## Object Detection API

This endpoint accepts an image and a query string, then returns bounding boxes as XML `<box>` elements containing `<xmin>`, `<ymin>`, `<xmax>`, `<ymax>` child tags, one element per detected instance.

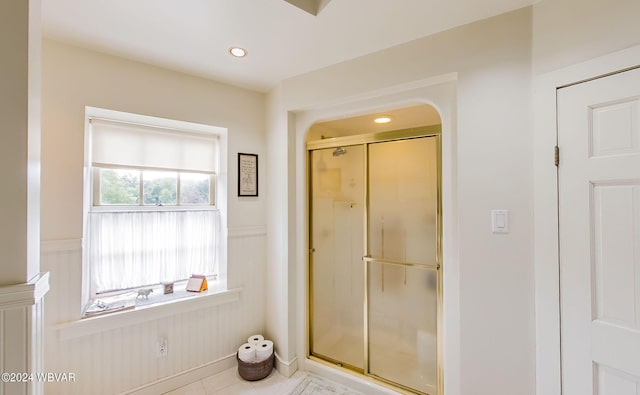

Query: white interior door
<box><xmin>558</xmin><ymin>66</ymin><xmax>640</xmax><ymax>395</ymax></box>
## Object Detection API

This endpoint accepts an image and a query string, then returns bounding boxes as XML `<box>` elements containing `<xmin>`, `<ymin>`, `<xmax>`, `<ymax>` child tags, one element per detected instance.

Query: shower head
<box><xmin>332</xmin><ymin>147</ymin><xmax>347</xmax><ymax>157</ymax></box>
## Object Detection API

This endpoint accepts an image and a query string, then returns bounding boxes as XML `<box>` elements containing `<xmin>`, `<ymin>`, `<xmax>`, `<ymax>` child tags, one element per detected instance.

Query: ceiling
<box><xmin>41</xmin><ymin>0</ymin><xmax>536</xmax><ymax>93</ymax></box>
<box><xmin>307</xmin><ymin>104</ymin><xmax>441</xmax><ymax>141</ymax></box>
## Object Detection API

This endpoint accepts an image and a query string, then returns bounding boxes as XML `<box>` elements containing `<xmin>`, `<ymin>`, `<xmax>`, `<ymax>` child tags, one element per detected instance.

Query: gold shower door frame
<box><xmin>306</xmin><ymin>125</ymin><xmax>443</xmax><ymax>395</ymax></box>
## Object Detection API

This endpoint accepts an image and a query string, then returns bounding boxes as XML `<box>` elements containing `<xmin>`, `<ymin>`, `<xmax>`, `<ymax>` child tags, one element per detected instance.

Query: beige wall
<box><xmin>267</xmin><ymin>1</ymin><xmax>640</xmax><ymax>391</ymax></box>
<box><xmin>0</xmin><ymin>3</ymin><xmax>46</xmax><ymax>395</ymax></box>
<box><xmin>264</xmin><ymin>83</ymin><xmax>291</xmax><ymax>367</ymax></box>
<box><xmin>533</xmin><ymin>0</ymin><xmax>640</xmax><ymax>74</ymax></box>
<box><xmin>269</xmin><ymin>7</ymin><xmax>535</xmax><ymax>395</ymax></box>
<box><xmin>0</xmin><ymin>0</ymin><xmax>41</xmax><ymax>286</ymax></box>
<box><xmin>40</xmin><ymin>40</ymin><xmax>269</xmax><ymax>393</ymax></box>
<box><xmin>41</xmin><ymin>39</ymin><xmax>266</xmax><ymax>241</ymax></box>
<box><xmin>31</xmin><ymin>0</ymin><xmax>640</xmax><ymax>392</ymax></box>
<box><xmin>532</xmin><ymin>1</ymin><xmax>640</xmax><ymax>394</ymax></box>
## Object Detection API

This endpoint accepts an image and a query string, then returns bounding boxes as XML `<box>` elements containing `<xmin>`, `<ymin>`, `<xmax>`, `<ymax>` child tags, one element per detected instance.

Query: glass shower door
<box><xmin>366</xmin><ymin>136</ymin><xmax>440</xmax><ymax>394</ymax></box>
<box><xmin>309</xmin><ymin>145</ymin><xmax>365</xmax><ymax>370</ymax></box>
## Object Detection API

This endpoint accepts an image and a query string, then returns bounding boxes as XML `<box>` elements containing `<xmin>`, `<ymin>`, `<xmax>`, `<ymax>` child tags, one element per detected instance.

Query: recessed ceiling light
<box><xmin>229</xmin><ymin>47</ymin><xmax>247</xmax><ymax>58</ymax></box>
<box><xmin>374</xmin><ymin>117</ymin><xmax>391</xmax><ymax>124</ymax></box>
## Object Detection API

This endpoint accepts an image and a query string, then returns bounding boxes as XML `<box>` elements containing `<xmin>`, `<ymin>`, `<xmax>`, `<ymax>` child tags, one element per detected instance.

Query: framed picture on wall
<box><xmin>238</xmin><ymin>153</ymin><xmax>258</xmax><ymax>196</ymax></box>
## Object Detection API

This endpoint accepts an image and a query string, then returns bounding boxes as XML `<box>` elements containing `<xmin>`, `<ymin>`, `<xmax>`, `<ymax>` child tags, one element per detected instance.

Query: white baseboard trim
<box><xmin>274</xmin><ymin>352</ymin><xmax>298</xmax><ymax>377</ymax></box>
<box><xmin>121</xmin><ymin>353</ymin><xmax>237</xmax><ymax>395</ymax></box>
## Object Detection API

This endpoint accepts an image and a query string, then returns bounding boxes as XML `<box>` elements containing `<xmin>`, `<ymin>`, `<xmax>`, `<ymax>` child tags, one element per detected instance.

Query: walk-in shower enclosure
<box><xmin>307</xmin><ymin>126</ymin><xmax>442</xmax><ymax>395</ymax></box>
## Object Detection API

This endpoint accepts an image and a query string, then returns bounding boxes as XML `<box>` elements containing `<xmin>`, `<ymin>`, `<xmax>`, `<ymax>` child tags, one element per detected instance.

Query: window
<box><xmin>94</xmin><ymin>167</ymin><xmax>214</xmax><ymax>206</ymax></box>
<box><xmin>85</xmin><ymin>115</ymin><xmax>221</xmax><ymax>297</ymax></box>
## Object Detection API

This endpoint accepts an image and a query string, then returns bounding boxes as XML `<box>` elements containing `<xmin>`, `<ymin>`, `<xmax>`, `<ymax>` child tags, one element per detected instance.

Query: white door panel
<box><xmin>558</xmin><ymin>67</ymin><xmax>640</xmax><ymax>395</ymax></box>
<box><xmin>592</xmin><ymin>321</ymin><xmax>640</xmax><ymax>377</ymax></box>
<box><xmin>591</xmin><ymin>99</ymin><xmax>640</xmax><ymax>157</ymax></box>
<box><xmin>596</xmin><ymin>365</ymin><xmax>640</xmax><ymax>395</ymax></box>
<box><xmin>593</xmin><ymin>185</ymin><xmax>640</xmax><ymax>327</ymax></box>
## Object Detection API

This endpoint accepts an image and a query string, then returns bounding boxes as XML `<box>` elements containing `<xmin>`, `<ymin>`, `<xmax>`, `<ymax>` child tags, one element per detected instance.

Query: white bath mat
<box><xmin>289</xmin><ymin>374</ymin><xmax>363</xmax><ymax>395</ymax></box>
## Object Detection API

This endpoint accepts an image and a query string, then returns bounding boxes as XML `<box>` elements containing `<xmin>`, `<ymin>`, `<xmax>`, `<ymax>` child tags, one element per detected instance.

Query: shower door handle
<box><xmin>361</xmin><ymin>256</ymin><xmax>440</xmax><ymax>270</ymax></box>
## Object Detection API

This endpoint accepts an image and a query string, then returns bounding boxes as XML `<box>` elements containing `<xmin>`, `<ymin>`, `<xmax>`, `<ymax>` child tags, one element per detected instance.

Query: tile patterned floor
<box><xmin>163</xmin><ymin>367</ymin><xmax>310</xmax><ymax>395</ymax></box>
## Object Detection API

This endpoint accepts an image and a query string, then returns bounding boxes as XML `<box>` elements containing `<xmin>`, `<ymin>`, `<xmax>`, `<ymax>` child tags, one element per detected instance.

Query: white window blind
<box><xmin>91</xmin><ymin>118</ymin><xmax>218</xmax><ymax>172</ymax></box>
<box><xmin>87</xmin><ymin>116</ymin><xmax>220</xmax><ymax>295</ymax></box>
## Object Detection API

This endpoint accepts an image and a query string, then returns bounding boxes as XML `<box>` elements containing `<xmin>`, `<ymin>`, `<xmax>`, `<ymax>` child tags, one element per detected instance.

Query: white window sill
<box><xmin>55</xmin><ymin>284</ymin><xmax>241</xmax><ymax>341</ymax></box>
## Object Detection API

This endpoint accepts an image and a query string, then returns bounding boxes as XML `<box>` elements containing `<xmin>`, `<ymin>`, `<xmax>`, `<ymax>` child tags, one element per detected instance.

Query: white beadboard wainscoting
<box><xmin>41</xmin><ymin>226</ymin><xmax>266</xmax><ymax>395</ymax></box>
<box><xmin>0</xmin><ymin>273</ymin><xmax>50</xmax><ymax>395</ymax></box>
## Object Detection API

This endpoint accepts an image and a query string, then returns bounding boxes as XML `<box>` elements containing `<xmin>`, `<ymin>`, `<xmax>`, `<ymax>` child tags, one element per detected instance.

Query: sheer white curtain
<box><xmin>88</xmin><ymin>210</ymin><xmax>219</xmax><ymax>293</ymax></box>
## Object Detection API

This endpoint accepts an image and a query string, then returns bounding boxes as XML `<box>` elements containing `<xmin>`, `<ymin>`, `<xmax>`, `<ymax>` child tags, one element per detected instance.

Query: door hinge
<box><xmin>554</xmin><ymin>145</ymin><xmax>559</xmax><ymax>167</ymax></box>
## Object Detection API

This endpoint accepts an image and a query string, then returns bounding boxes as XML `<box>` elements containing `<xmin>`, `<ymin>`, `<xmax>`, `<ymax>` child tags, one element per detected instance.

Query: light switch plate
<box><xmin>492</xmin><ymin>209</ymin><xmax>509</xmax><ymax>233</ymax></box>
